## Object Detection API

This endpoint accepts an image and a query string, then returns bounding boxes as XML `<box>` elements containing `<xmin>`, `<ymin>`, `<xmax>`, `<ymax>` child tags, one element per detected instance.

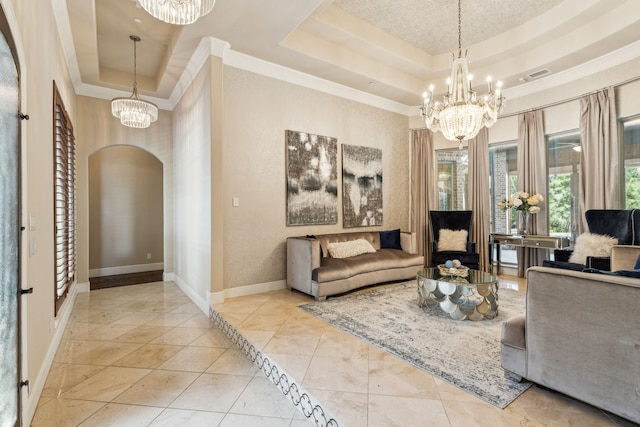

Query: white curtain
<box><xmin>517</xmin><ymin>111</ymin><xmax>547</xmax><ymax>277</ymax></box>
<box><xmin>411</xmin><ymin>129</ymin><xmax>437</xmax><ymax>266</ymax></box>
<box><xmin>579</xmin><ymin>86</ymin><xmax>619</xmax><ymax>231</ymax></box>
<box><xmin>468</xmin><ymin>128</ymin><xmax>490</xmax><ymax>271</ymax></box>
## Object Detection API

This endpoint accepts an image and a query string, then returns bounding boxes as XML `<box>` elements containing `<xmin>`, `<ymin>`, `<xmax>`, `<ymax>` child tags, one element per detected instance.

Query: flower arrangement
<box><xmin>498</xmin><ymin>191</ymin><xmax>544</xmax><ymax>214</ymax></box>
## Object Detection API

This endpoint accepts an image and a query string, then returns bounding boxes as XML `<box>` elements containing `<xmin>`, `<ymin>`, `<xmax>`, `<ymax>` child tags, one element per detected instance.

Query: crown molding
<box><xmin>75</xmin><ymin>84</ymin><xmax>173</xmax><ymax>110</ymax></box>
<box><xmin>52</xmin><ymin>0</ymin><xmax>640</xmax><ymax>117</ymax></box>
<box><xmin>222</xmin><ymin>48</ymin><xmax>413</xmax><ymax>116</ymax></box>
<box><xmin>168</xmin><ymin>37</ymin><xmax>230</xmax><ymax>108</ymax></box>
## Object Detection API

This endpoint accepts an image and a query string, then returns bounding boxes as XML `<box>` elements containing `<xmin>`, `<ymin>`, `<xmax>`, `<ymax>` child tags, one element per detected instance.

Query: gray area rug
<box><xmin>299</xmin><ymin>281</ymin><xmax>531</xmax><ymax>408</ymax></box>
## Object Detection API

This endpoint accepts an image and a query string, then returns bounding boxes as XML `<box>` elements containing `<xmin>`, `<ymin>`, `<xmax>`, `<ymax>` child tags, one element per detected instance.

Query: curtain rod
<box><xmin>496</xmin><ymin>75</ymin><xmax>640</xmax><ymax>119</ymax></box>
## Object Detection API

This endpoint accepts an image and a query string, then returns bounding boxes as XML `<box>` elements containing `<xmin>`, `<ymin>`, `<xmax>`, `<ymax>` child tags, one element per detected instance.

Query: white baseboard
<box><xmin>208</xmin><ymin>279</ymin><xmax>287</xmax><ymax>305</ymax></box>
<box><xmin>163</xmin><ymin>272</ymin><xmax>175</xmax><ymax>281</ymax></box>
<box><xmin>23</xmin><ymin>283</ymin><xmax>79</xmax><ymax>425</ymax></box>
<box><xmin>172</xmin><ymin>274</ymin><xmax>210</xmax><ymax>315</ymax></box>
<box><xmin>89</xmin><ymin>263</ymin><xmax>164</xmax><ymax>278</ymax></box>
<box><xmin>226</xmin><ymin>280</ymin><xmax>287</xmax><ymax>299</ymax></box>
<box><xmin>76</xmin><ymin>281</ymin><xmax>90</xmax><ymax>293</ymax></box>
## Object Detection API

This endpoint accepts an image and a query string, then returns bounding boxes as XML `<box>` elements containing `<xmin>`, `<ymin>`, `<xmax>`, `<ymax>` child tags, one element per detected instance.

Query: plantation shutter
<box><xmin>54</xmin><ymin>83</ymin><xmax>76</xmax><ymax>314</ymax></box>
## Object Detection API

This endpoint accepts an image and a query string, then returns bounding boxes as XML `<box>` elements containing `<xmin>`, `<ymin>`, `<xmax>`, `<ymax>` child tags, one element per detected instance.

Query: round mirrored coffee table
<box><xmin>417</xmin><ymin>268</ymin><xmax>499</xmax><ymax>321</ymax></box>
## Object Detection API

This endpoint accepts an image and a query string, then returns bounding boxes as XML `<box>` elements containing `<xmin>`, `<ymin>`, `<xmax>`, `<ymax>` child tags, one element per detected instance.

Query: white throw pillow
<box><xmin>327</xmin><ymin>239</ymin><xmax>376</xmax><ymax>259</ymax></box>
<box><xmin>438</xmin><ymin>229</ymin><xmax>468</xmax><ymax>252</ymax></box>
<box><xmin>568</xmin><ymin>232</ymin><xmax>618</xmax><ymax>265</ymax></box>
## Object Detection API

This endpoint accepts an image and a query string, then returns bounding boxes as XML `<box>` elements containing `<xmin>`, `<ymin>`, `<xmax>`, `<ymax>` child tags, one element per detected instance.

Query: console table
<box><xmin>489</xmin><ymin>233</ymin><xmax>570</xmax><ymax>274</ymax></box>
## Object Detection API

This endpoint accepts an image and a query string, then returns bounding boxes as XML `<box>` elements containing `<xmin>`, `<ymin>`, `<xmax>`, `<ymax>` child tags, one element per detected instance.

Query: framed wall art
<box><xmin>286</xmin><ymin>130</ymin><xmax>338</xmax><ymax>226</ymax></box>
<box><xmin>342</xmin><ymin>144</ymin><xmax>383</xmax><ymax>228</ymax></box>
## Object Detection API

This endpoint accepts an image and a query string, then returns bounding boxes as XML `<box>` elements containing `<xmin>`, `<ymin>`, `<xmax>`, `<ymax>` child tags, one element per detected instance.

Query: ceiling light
<box><xmin>138</xmin><ymin>0</ymin><xmax>216</xmax><ymax>25</ymax></box>
<box><xmin>420</xmin><ymin>0</ymin><xmax>505</xmax><ymax>147</ymax></box>
<box><xmin>111</xmin><ymin>35</ymin><xmax>158</xmax><ymax>129</ymax></box>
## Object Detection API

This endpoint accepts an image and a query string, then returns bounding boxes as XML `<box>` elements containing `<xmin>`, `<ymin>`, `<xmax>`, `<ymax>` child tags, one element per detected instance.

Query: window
<box><xmin>489</xmin><ymin>143</ymin><xmax>517</xmax><ymax>234</ymax></box>
<box><xmin>622</xmin><ymin>116</ymin><xmax>640</xmax><ymax>208</ymax></box>
<box><xmin>547</xmin><ymin>132</ymin><xmax>580</xmax><ymax>242</ymax></box>
<box><xmin>53</xmin><ymin>83</ymin><xmax>76</xmax><ymax>315</ymax></box>
<box><xmin>436</xmin><ymin>150</ymin><xmax>468</xmax><ymax>211</ymax></box>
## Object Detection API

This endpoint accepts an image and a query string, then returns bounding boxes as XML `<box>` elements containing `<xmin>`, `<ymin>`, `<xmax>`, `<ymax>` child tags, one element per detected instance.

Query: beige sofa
<box><xmin>501</xmin><ymin>245</ymin><xmax>640</xmax><ymax>423</ymax></box>
<box><xmin>287</xmin><ymin>231</ymin><xmax>424</xmax><ymax>300</ymax></box>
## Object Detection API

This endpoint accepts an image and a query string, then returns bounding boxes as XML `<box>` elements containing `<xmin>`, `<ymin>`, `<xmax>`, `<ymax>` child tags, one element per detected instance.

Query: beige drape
<box><xmin>517</xmin><ymin>111</ymin><xmax>548</xmax><ymax>277</ymax></box>
<box><xmin>468</xmin><ymin>128</ymin><xmax>490</xmax><ymax>271</ymax></box>
<box><xmin>410</xmin><ymin>129</ymin><xmax>437</xmax><ymax>266</ymax></box>
<box><xmin>579</xmin><ymin>86</ymin><xmax>619</xmax><ymax>231</ymax></box>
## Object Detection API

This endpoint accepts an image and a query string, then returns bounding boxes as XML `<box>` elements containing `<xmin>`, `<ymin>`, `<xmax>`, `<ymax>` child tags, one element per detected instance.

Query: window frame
<box><xmin>619</xmin><ymin>114</ymin><xmax>640</xmax><ymax>208</ymax></box>
<box><xmin>53</xmin><ymin>82</ymin><xmax>76</xmax><ymax>316</ymax></box>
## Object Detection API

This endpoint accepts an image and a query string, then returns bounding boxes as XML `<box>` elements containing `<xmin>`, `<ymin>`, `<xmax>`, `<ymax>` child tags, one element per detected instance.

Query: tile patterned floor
<box><xmin>33</xmin><ymin>277</ymin><xmax>637</xmax><ymax>426</ymax></box>
<box><xmin>33</xmin><ymin>282</ymin><xmax>311</xmax><ymax>427</ymax></box>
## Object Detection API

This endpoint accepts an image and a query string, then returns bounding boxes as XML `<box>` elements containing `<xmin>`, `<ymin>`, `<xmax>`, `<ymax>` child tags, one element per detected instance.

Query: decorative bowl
<box><xmin>438</xmin><ymin>264</ymin><xmax>469</xmax><ymax>278</ymax></box>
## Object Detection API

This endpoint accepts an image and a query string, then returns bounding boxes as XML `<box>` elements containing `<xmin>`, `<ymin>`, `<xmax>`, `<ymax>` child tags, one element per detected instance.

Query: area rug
<box><xmin>299</xmin><ymin>281</ymin><xmax>531</xmax><ymax>408</ymax></box>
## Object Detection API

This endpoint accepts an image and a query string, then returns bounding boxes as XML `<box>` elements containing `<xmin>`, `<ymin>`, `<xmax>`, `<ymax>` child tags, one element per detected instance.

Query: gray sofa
<box><xmin>287</xmin><ymin>231</ymin><xmax>424</xmax><ymax>300</ymax></box>
<box><xmin>501</xmin><ymin>245</ymin><xmax>640</xmax><ymax>423</ymax></box>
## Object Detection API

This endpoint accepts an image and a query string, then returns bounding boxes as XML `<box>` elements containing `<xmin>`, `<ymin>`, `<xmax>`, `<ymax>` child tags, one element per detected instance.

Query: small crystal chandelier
<box><xmin>111</xmin><ymin>35</ymin><xmax>158</xmax><ymax>129</ymax></box>
<box><xmin>138</xmin><ymin>0</ymin><xmax>216</xmax><ymax>25</ymax></box>
<box><xmin>421</xmin><ymin>0</ymin><xmax>505</xmax><ymax>147</ymax></box>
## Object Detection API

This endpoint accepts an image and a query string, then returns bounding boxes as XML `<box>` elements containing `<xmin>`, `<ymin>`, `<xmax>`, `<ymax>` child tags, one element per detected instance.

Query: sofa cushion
<box><xmin>327</xmin><ymin>239</ymin><xmax>376</xmax><ymax>259</ymax></box>
<box><xmin>568</xmin><ymin>232</ymin><xmax>618</xmax><ymax>265</ymax></box>
<box><xmin>380</xmin><ymin>229</ymin><xmax>402</xmax><ymax>249</ymax></box>
<box><xmin>317</xmin><ymin>232</ymin><xmax>381</xmax><ymax>257</ymax></box>
<box><xmin>438</xmin><ymin>229</ymin><xmax>468</xmax><ymax>251</ymax></box>
<box><xmin>313</xmin><ymin>249</ymin><xmax>423</xmax><ymax>283</ymax></box>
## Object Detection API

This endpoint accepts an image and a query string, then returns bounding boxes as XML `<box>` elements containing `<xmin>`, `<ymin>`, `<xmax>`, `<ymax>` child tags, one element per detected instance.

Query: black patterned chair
<box><xmin>430</xmin><ymin>210</ymin><xmax>480</xmax><ymax>270</ymax></box>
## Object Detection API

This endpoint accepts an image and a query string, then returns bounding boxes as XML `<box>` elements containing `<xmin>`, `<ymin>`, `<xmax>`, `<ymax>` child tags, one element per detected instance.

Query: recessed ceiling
<box><xmin>62</xmin><ymin>0</ymin><xmax>640</xmax><ymax>108</ymax></box>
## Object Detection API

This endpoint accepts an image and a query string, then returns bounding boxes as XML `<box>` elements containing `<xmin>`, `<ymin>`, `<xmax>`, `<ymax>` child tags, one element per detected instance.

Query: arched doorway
<box><xmin>0</xmin><ymin>4</ymin><xmax>22</xmax><ymax>425</ymax></box>
<box><xmin>88</xmin><ymin>145</ymin><xmax>164</xmax><ymax>289</ymax></box>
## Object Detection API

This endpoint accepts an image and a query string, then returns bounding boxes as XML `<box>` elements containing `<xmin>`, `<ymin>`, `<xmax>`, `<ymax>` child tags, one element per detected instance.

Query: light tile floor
<box><xmin>34</xmin><ymin>277</ymin><xmax>637</xmax><ymax>426</ymax></box>
<box><xmin>32</xmin><ymin>282</ymin><xmax>311</xmax><ymax>427</ymax></box>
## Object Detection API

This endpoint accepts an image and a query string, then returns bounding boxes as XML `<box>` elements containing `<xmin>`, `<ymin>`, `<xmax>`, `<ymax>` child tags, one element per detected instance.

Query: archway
<box><xmin>88</xmin><ymin>145</ymin><xmax>164</xmax><ymax>288</ymax></box>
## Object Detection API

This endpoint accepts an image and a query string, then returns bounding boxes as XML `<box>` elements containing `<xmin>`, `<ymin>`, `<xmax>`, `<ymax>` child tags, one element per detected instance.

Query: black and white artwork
<box><xmin>286</xmin><ymin>130</ymin><xmax>338</xmax><ymax>226</ymax></box>
<box><xmin>342</xmin><ymin>145</ymin><xmax>383</xmax><ymax>228</ymax></box>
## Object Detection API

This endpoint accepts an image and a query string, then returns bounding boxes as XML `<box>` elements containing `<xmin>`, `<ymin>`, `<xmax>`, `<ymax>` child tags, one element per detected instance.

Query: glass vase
<box><xmin>518</xmin><ymin>211</ymin><xmax>531</xmax><ymax>235</ymax></box>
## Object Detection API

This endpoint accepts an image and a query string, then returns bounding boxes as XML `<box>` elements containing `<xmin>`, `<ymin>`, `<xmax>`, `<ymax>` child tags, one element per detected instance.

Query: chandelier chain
<box><xmin>458</xmin><ymin>0</ymin><xmax>461</xmax><ymax>52</ymax></box>
<box><xmin>131</xmin><ymin>35</ymin><xmax>140</xmax><ymax>96</ymax></box>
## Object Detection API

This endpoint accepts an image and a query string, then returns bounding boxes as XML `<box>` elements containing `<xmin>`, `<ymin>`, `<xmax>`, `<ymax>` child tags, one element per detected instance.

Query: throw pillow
<box><xmin>437</xmin><ymin>229</ymin><xmax>468</xmax><ymax>252</ymax></box>
<box><xmin>582</xmin><ymin>267</ymin><xmax>640</xmax><ymax>278</ymax></box>
<box><xmin>380</xmin><ymin>229</ymin><xmax>402</xmax><ymax>249</ymax></box>
<box><xmin>327</xmin><ymin>239</ymin><xmax>376</xmax><ymax>259</ymax></box>
<box><xmin>568</xmin><ymin>232</ymin><xmax>618</xmax><ymax>265</ymax></box>
<box><xmin>634</xmin><ymin>255</ymin><xmax>640</xmax><ymax>270</ymax></box>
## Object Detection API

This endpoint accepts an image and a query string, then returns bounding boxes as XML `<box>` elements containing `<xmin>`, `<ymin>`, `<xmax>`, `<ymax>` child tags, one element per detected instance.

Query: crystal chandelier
<box><xmin>138</xmin><ymin>0</ymin><xmax>216</xmax><ymax>25</ymax></box>
<box><xmin>421</xmin><ymin>0</ymin><xmax>505</xmax><ymax>147</ymax></box>
<box><xmin>111</xmin><ymin>35</ymin><xmax>158</xmax><ymax>129</ymax></box>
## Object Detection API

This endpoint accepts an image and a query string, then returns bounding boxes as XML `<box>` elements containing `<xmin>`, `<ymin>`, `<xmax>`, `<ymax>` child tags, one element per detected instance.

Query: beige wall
<box><xmin>88</xmin><ymin>146</ymin><xmax>164</xmax><ymax>273</ymax></box>
<box><xmin>222</xmin><ymin>66</ymin><xmax>410</xmax><ymax>288</ymax></box>
<box><xmin>75</xmin><ymin>95</ymin><xmax>174</xmax><ymax>285</ymax></box>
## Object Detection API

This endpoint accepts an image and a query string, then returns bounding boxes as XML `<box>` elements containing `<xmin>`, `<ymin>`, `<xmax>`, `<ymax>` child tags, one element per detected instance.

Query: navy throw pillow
<box><xmin>634</xmin><ymin>255</ymin><xmax>640</xmax><ymax>269</ymax></box>
<box><xmin>582</xmin><ymin>267</ymin><xmax>640</xmax><ymax>278</ymax></box>
<box><xmin>380</xmin><ymin>229</ymin><xmax>402</xmax><ymax>249</ymax></box>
